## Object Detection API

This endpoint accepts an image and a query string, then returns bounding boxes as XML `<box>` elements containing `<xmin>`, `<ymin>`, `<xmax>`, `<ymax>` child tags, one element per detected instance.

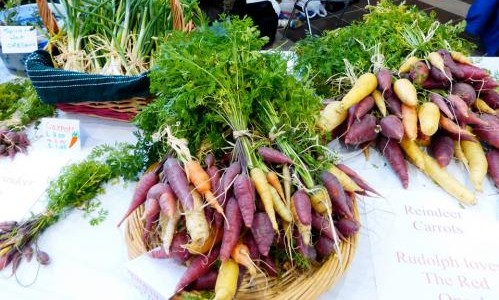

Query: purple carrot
<box><xmin>447</xmin><ymin>94</ymin><xmax>470</xmax><ymax>118</ymax></box>
<box><xmin>117</xmin><ymin>170</ymin><xmax>159</xmax><ymax>226</ymax></box>
<box><xmin>451</xmin><ymin>82</ymin><xmax>476</xmax><ymax>106</ymax></box>
<box><xmin>335</xmin><ymin>218</ymin><xmax>360</xmax><ymax>238</ymax></box>
<box><xmin>170</xmin><ymin>231</ymin><xmax>191</xmax><ymax>263</ymax></box>
<box><xmin>481</xmin><ymin>90</ymin><xmax>499</xmax><ymax>109</ymax></box>
<box><xmin>455</xmin><ymin>109</ymin><xmax>488</xmax><ymax>127</ymax></box>
<box><xmin>311</xmin><ymin>211</ymin><xmax>334</xmax><ymax>240</ymax></box>
<box><xmin>315</xmin><ymin>235</ymin><xmax>336</xmax><ymax>259</ymax></box>
<box><xmin>149</xmin><ymin>247</ymin><xmax>168</xmax><ymax>259</ymax></box>
<box><xmin>422</xmin><ymin>77</ymin><xmax>450</xmax><ymax>89</ymax></box>
<box><xmin>142</xmin><ymin>197</ymin><xmax>161</xmax><ymax>242</ymax></box>
<box><xmin>320</xmin><ymin>171</ymin><xmax>353</xmax><ymax>218</ymax></box>
<box><xmin>344</xmin><ymin>114</ymin><xmax>378</xmax><ymax>146</ymax></box>
<box><xmin>220</xmin><ymin>161</ymin><xmax>242</xmax><ymax>202</ymax></box>
<box><xmin>220</xmin><ymin>197</ymin><xmax>243</xmax><ymax>261</ymax></box>
<box><xmin>23</xmin><ymin>245</ymin><xmax>33</xmax><ymax>263</ymax></box>
<box><xmin>163</xmin><ymin>158</ymin><xmax>194</xmax><ymax>211</ymax></box>
<box><xmin>294</xmin><ymin>228</ymin><xmax>317</xmax><ymax>260</ymax></box>
<box><xmin>428</xmin><ymin>135</ymin><xmax>454</xmax><ymax>167</ymax></box>
<box><xmin>355</xmin><ymin>96</ymin><xmax>375</xmax><ymax>119</ymax></box>
<box><xmin>204</xmin><ymin>153</ymin><xmax>215</xmax><ymax>168</ymax></box>
<box><xmin>243</xmin><ymin>233</ymin><xmax>260</xmax><ymax>259</ymax></box>
<box><xmin>257</xmin><ymin>147</ymin><xmax>293</xmax><ymax>165</ymax></box>
<box><xmin>206</xmin><ymin>165</ymin><xmax>222</xmax><ymax>200</ymax></box>
<box><xmin>233</xmin><ymin>174</ymin><xmax>256</xmax><ymax>228</ymax></box>
<box><xmin>260</xmin><ymin>255</ymin><xmax>278</xmax><ymax>277</ymax></box>
<box><xmin>380</xmin><ymin>115</ymin><xmax>404</xmax><ymax>141</ymax></box>
<box><xmin>191</xmin><ymin>269</ymin><xmax>218</xmax><ymax>291</ymax></box>
<box><xmin>336</xmin><ymin>163</ymin><xmax>382</xmax><ymax>197</ymax></box>
<box><xmin>474</xmin><ymin>114</ymin><xmax>499</xmax><ymax>148</ymax></box>
<box><xmin>455</xmin><ymin>62</ymin><xmax>489</xmax><ymax>80</ymax></box>
<box><xmin>409</xmin><ymin>61</ymin><xmax>430</xmax><ymax>85</ymax></box>
<box><xmin>430</xmin><ymin>93</ymin><xmax>454</xmax><ymax>120</ymax></box>
<box><xmin>251</xmin><ymin>212</ymin><xmax>275</xmax><ymax>256</ymax></box>
<box><xmin>377</xmin><ymin>68</ymin><xmax>392</xmax><ymax>94</ymax></box>
<box><xmin>385</xmin><ymin>93</ymin><xmax>403</xmax><ymax>118</ymax></box>
<box><xmin>175</xmin><ymin>247</ymin><xmax>220</xmax><ymax>292</ymax></box>
<box><xmin>430</xmin><ymin>65</ymin><xmax>452</xmax><ymax>82</ymax></box>
<box><xmin>378</xmin><ymin>136</ymin><xmax>409</xmax><ymax>189</ymax></box>
<box><xmin>486</xmin><ymin>149</ymin><xmax>499</xmax><ymax>188</ymax></box>
<box><xmin>157</xmin><ymin>184</ymin><xmax>176</xmax><ymax>216</ymax></box>
<box><xmin>438</xmin><ymin>49</ymin><xmax>465</xmax><ymax>79</ymax></box>
<box><xmin>472</xmin><ymin>76</ymin><xmax>499</xmax><ymax>91</ymax></box>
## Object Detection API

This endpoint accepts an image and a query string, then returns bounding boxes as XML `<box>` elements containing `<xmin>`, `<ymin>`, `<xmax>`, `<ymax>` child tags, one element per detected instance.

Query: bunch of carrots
<box><xmin>318</xmin><ymin>49</ymin><xmax>498</xmax><ymax>205</ymax></box>
<box><xmin>119</xmin><ymin>18</ymin><xmax>378</xmax><ymax>300</ymax></box>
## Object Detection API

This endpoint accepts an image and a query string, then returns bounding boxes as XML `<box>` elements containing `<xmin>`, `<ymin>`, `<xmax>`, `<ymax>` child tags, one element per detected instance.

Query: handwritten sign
<box><xmin>0</xmin><ymin>26</ymin><xmax>38</xmax><ymax>54</ymax></box>
<box><xmin>367</xmin><ymin>190</ymin><xmax>499</xmax><ymax>300</ymax></box>
<box><xmin>40</xmin><ymin>118</ymin><xmax>81</xmax><ymax>151</ymax></box>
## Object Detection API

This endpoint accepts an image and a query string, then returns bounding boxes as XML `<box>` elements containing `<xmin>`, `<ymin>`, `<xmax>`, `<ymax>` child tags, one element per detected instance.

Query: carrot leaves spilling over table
<box><xmin>0</xmin><ymin>143</ymin><xmax>144</xmax><ymax>276</ymax></box>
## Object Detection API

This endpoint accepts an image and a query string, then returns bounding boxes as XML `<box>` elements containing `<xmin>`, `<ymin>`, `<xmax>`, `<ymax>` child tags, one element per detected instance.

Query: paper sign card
<box><xmin>40</xmin><ymin>118</ymin><xmax>81</xmax><ymax>151</ymax></box>
<box><xmin>0</xmin><ymin>26</ymin><xmax>38</xmax><ymax>54</ymax></box>
<box><xmin>366</xmin><ymin>190</ymin><xmax>499</xmax><ymax>300</ymax></box>
<box><xmin>127</xmin><ymin>248</ymin><xmax>186</xmax><ymax>300</ymax></box>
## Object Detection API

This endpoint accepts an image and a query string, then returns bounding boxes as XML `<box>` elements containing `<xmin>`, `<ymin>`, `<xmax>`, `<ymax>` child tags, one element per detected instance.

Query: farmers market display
<box><xmin>120</xmin><ymin>18</ymin><xmax>373</xmax><ymax>299</ymax></box>
<box><xmin>0</xmin><ymin>0</ymin><xmax>497</xmax><ymax>299</ymax></box>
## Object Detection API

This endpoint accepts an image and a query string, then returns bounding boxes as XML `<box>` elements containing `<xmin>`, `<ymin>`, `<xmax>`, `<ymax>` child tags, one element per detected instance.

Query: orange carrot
<box><xmin>231</xmin><ymin>242</ymin><xmax>260</xmax><ymax>279</ymax></box>
<box><xmin>402</xmin><ymin>104</ymin><xmax>418</xmax><ymax>141</ymax></box>
<box><xmin>186</xmin><ymin>160</ymin><xmax>225</xmax><ymax>216</ymax></box>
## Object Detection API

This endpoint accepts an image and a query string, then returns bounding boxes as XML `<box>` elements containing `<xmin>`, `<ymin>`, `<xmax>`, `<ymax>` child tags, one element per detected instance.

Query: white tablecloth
<box><xmin>0</xmin><ymin>56</ymin><xmax>497</xmax><ymax>300</ymax></box>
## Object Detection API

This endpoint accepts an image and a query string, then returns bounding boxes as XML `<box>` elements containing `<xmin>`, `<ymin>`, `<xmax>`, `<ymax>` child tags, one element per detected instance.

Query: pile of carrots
<box><xmin>118</xmin><ymin>137</ymin><xmax>377</xmax><ymax>299</ymax></box>
<box><xmin>319</xmin><ymin>49</ymin><xmax>498</xmax><ymax>205</ymax></box>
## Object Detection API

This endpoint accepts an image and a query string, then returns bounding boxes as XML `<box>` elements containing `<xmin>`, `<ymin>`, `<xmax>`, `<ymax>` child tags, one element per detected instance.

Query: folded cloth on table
<box><xmin>25</xmin><ymin>50</ymin><xmax>151</xmax><ymax>104</ymax></box>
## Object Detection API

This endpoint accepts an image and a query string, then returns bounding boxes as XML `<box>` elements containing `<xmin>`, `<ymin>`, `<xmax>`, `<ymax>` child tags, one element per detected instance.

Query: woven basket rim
<box><xmin>124</xmin><ymin>195</ymin><xmax>360</xmax><ymax>300</ymax></box>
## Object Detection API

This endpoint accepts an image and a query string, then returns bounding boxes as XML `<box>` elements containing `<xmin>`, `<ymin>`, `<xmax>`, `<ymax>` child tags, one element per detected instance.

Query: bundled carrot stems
<box><xmin>123</xmin><ymin>17</ymin><xmax>375</xmax><ymax>299</ymax></box>
<box><xmin>0</xmin><ymin>143</ymin><xmax>144</xmax><ymax>277</ymax></box>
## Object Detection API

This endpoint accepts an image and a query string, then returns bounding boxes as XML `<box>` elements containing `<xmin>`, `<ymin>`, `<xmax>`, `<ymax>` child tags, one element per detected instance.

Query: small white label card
<box><xmin>0</xmin><ymin>26</ymin><xmax>38</xmax><ymax>53</ymax></box>
<box><xmin>367</xmin><ymin>190</ymin><xmax>499</xmax><ymax>300</ymax></box>
<box><xmin>40</xmin><ymin>118</ymin><xmax>81</xmax><ymax>151</ymax></box>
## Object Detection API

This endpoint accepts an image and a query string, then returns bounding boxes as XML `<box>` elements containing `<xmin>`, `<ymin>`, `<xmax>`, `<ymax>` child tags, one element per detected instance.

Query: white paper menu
<box><xmin>366</xmin><ymin>190</ymin><xmax>499</xmax><ymax>300</ymax></box>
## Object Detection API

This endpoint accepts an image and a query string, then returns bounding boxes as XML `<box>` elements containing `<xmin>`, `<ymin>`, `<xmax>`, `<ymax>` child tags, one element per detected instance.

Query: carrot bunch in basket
<box><xmin>121</xmin><ymin>18</ymin><xmax>379</xmax><ymax>299</ymax></box>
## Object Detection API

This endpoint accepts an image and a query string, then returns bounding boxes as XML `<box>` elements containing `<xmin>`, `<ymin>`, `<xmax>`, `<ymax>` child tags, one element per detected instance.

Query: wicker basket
<box><xmin>34</xmin><ymin>0</ymin><xmax>192</xmax><ymax>122</ymax></box>
<box><xmin>125</xmin><ymin>196</ymin><xmax>360</xmax><ymax>299</ymax></box>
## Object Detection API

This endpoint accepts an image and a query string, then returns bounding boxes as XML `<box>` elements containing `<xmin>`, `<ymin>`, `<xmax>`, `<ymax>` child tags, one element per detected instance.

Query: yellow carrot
<box><xmin>317</xmin><ymin>101</ymin><xmax>348</xmax><ymax>132</ymax></box>
<box><xmin>267</xmin><ymin>171</ymin><xmax>285</xmax><ymax>201</ymax></box>
<box><xmin>394</xmin><ymin>78</ymin><xmax>418</xmax><ymax>106</ymax></box>
<box><xmin>461</xmin><ymin>128</ymin><xmax>488</xmax><ymax>191</ymax></box>
<box><xmin>328</xmin><ymin>166</ymin><xmax>363</xmax><ymax>193</ymax></box>
<box><xmin>309</xmin><ymin>186</ymin><xmax>332</xmax><ymax>215</ymax></box>
<box><xmin>372</xmin><ymin>90</ymin><xmax>387</xmax><ymax>117</ymax></box>
<box><xmin>418</xmin><ymin>102</ymin><xmax>440</xmax><ymax>136</ymax></box>
<box><xmin>269</xmin><ymin>185</ymin><xmax>293</xmax><ymax>222</ymax></box>
<box><xmin>450</xmin><ymin>51</ymin><xmax>472</xmax><ymax>65</ymax></box>
<box><xmin>400</xmin><ymin>137</ymin><xmax>425</xmax><ymax>170</ymax></box>
<box><xmin>402</xmin><ymin>104</ymin><xmax>418</xmax><ymax>141</ymax></box>
<box><xmin>184</xmin><ymin>186</ymin><xmax>210</xmax><ymax>249</ymax></box>
<box><xmin>185</xmin><ymin>226</ymin><xmax>222</xmax><ymax>254</ymax></box>
<box><xmin>427</xmin><ymin>52</ymin><xmax>446</xmax><ymax>73</ymax></box>
<box><xmin>474</xmin><ymin>98</ymin><xmax>496</xmax><ymax>115</ymax></box>
<box><xmin>339</xmin><ymin>73</ymin><xmax>378</xmax><ymax>110</ymax></box>
<box><xmin>422</xmin><ymin>153</ymin><xmax>476</xmax><ymax>205</ymax></box>
<box><xmin>399</xmin><ymin>56</ymin><xmax>419</xmax><ymax>73</ymax></box>
<box><xmin>214</xmin><ymin>259</ymin><xmax>239</xmax><ymax>300</ymax></box>
<box><xmin>454</xmin><ymin>141</ymin><xmax>470</xmax><ymax>172</ymax></box>
<box><xmin>251</xmin><ymin>167</ymin><xmax>278</xmax><ymax>231</ymax></box>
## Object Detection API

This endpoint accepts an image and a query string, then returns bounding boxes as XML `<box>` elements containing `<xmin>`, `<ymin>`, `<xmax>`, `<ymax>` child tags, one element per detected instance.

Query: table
<box><xmin>0</xmin><ymin>56</ymin><xmax>497</xmax><ymax>300</ymax></box>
